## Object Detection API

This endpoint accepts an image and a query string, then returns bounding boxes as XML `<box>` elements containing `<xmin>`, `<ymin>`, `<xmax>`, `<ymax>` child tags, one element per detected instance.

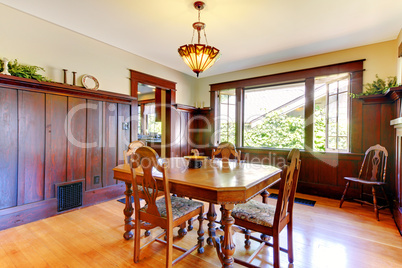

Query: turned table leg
<box><xmin>221</xmin><ymin>204</ymin><xmax>235</xmax><ymax>268</ymax></box>
<box><xmin>123</xmin><ymin>182</ymin><xmax>134</xmax><ymax>240</ymax></box>
<box><xmin>213</xmin><ymin>204</ymin><xmax>236</xmax><ymax>268</ymax></box>
<box><xmin>207</xmin><ymin>203</ymin><xmax>217</xmax><ymax>246</ymax></box>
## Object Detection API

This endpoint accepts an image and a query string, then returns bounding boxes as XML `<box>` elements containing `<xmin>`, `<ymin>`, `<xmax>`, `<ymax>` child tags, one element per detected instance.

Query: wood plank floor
<box><xmin>0</xmin><ymin>192</ymin><xmax>401</xmax><ymax>268</ymax></box>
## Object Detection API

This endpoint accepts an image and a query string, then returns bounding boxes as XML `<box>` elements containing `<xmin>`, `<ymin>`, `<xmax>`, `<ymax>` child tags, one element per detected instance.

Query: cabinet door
<box><xmin>18</xmin><ymin>90</ymin><xmax>45</xmax><ymax>205</ymax></box>
<box><xmin>45</xmin><ymin>94</ymin><xmax>67</xmax><ymax>199</ymax></box>
<box><xmin>86</xmin><ymin>100</ymin><xmax>103</xmax><ymax>190</ymax></box>
<box><xmin>103</xmin><ymin>102</ymin><xmax>118</xmax><ymax>186</ymax></box>
<box><xmin>0</xmin><ymin>87</ymin><xmax>18</xmax><ymax>209</ymax></box>
<box><xmin>67</xmin><ymin>97</ymin><xmax>87</xmax><ymax>182</ymax></box>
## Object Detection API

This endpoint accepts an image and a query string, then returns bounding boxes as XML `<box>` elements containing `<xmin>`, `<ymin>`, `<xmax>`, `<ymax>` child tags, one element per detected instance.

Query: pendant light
<box><xmin>178</xmin><ymin>1</ymin><xmax>221</xmax><ymax>77</ymax></box>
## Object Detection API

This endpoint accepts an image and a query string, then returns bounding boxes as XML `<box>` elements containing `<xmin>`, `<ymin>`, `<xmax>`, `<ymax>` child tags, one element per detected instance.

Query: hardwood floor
<box><xmin>0</xmin><ymin>192</ymin><xmax>401</xmax><ymax>268</ymax></box>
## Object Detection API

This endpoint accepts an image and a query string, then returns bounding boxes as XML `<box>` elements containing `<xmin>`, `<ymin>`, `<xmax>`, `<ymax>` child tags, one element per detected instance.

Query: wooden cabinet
<box><xmin>0</xmin><ymin>74</ymin><xmax>136</xmax><ymax>230</ymax></box>
<box><xmin>389</xmin><ymin>86</ymin><xmax>402</xmax><ymax>235</ymax></box>
<box><xmin>391</xmin><ymin>117</ymin><xmax>402</xmax><ymax>234</ymax></box>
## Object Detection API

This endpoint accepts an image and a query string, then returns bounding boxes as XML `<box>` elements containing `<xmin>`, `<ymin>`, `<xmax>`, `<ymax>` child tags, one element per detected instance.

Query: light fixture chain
<box><xmin>191</xmin><ymin>28</ymin><xmax>195</xmax><ymax>44</ymax></box>
<box><xmin>203</xmin><ymin>29</ymin><xmax>209</xmax><ymax>46</ymax></box>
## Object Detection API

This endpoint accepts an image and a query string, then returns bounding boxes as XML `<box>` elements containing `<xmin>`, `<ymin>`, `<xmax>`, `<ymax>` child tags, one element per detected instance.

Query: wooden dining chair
<box><xmin>190</xmin><ymin>148</ymin><xmax>200</xmax><ymax>156</ymax></box>
<box><xmin>131</xmin><ymin>146</ymin><xmax>205</xmax><ymax>268</ymax></box>
<box><xmin>339</xmin><ymin>144</ymin><xmax>390</xmax><ymax>220</ymax></box>
<box><xmin>126</xmin><ymin>140</ymin><xmax>164</xmax><ymax>237</ymax></box>
<box><xmin>124</xmin><ymin>140</ymin><xmax>146</xmax><ymax>164</ymax></box>
<box><xmin>211</xmin><ymin>142</ymin><xmax>241</xmax><ymax>162</ymax></box>
<box><xmin>204</xmin><ymin>142</ymin><xmax>242</xmax><ymax>244</ymax></box>
<box><xmin>231</xmin><ymin>149</ymin><xmax>301</xmax><ymax>268</ymax></box>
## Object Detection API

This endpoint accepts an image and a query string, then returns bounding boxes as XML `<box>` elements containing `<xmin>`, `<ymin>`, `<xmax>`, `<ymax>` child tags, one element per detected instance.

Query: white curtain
<box><xmin>143</xmin><ymin>103</ymin><xmax>155</xmax><ymax>115</ymax></box>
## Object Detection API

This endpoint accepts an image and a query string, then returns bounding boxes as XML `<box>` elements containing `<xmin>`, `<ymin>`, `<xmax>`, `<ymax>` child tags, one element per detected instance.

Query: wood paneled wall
<box><xmin>0</xmin><ymin>75</ymin><xmax>135</xmax><ymax>230</ymax></box>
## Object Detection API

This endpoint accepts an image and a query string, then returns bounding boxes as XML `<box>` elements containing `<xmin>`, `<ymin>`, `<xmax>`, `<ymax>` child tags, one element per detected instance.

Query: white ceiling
<box><xmin>1</xmin><ymin>0</ymin><xmax>402</xmax><ymax>78</ymax></box>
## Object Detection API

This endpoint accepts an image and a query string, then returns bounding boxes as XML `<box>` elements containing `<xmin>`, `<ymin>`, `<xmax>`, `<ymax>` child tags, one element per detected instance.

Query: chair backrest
<box><xmin>274</xmin><ymin>148</ymin><xmax>301</xmax><ymax>225</ymax></box>
<box><xmin>358</xmin><ymin>144</ymin><xmax>388</xmax><ymax>183</ymax></box>
<box><xmin>131</xmin><ymin>146</ymin><xmax>171</xmax><ymax>219</ymax></box>
<box><xmin>191</xmin><ymin>149</ymin><xmax>200</xmax><ymax>156</ymax></box>
<box><xmin>211</xmin><ymin>142</ymin><xmax>241</xmax><ymax>162</ymax></box>
<box><xmin>124</xmin><ymin>140</ymin><xmax>146</xmax><ymax>164</ymax></box>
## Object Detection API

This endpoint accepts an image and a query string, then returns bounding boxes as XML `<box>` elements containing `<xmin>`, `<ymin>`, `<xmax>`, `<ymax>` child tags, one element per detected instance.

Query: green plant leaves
<box><xmin>0</xmin><ymin>58</ymin><xmax>51</xmax><ymax>82</ymax></box>
<box><xmin>350</xmin><ymin>75</ymin><xmax>397</xmax><ymax>98</ymax></box>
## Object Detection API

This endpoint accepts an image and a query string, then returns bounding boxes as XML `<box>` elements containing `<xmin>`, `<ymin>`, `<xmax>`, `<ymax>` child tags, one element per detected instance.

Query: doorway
<box><xmin>130</xmin><ymin>70</ymin><xmax>176</xmax><ymax>157</ymax></box>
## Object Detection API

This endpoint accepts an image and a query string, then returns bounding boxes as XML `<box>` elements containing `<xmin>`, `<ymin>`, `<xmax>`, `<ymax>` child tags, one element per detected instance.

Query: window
<box><xmin>243</xmin><ymin>83</ymin><xmax>305</xmax><ymax>149</ymax></box>
<box><xmin>138</xmin><ymin>103</ymin><xmax>162</xmax><ymax>138</ymax></box>
<box><xmin>144</xmin><ymin>103</ymin><xmax>161</xmax><ymax>136</ymax></box>
<box><xmin>218</xmin><ymin>89</ymin><xmax>236</xmax><ymax>144</ymax></box>
<box><xmin>314</xmin><ymin>74</ymin><xmax>349</xmax><ymax>152</ymax></box>
<box><xmin>211</xmin><ymin>61</ymin><xmax>362</xmax><ymax>152</ymax></box>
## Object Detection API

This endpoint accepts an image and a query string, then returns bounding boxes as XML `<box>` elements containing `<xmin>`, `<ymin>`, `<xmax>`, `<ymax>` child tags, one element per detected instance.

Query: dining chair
<box><xmin>124</xmin><ymin>140</ymin><xmax>146</xmax><ymax>164</ymax></box>
<box><xmin>231</xmin><ymin>148</ymin><xmax>301</xmax><ymax>268</ymax></box>
<box><xmin>204</xmin><ymin>142</ymin><xmax>242</xmax><ymax>244</ymax></box>
<box><xmin>131</xmin><ymin>146</ymin><xmax>205</xmax><ymax>268</ymax></box>
<box><xmin>211</xmin><ymin>142</ymin><xmax>241</xmax><ymax>162</ymax></box>
<box><xmin>125</xmin><ymin>140</ymin><xmax>164</xmax><ymax>237</ymax></box>
<box><xmin>190</xmin><ymin>148</ymin><xmax>200</xmax><ymax>156</ymax></box>
<box><xmin>339</xmin><ymin>144</ymin><xmax>390</xmax><ymax>220</ymax></box>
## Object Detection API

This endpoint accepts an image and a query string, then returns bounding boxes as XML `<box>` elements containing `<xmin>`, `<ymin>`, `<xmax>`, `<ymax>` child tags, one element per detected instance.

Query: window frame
<box><xmin>323</xmin><ymin>76</ymin><xmax>350</xmax><ymax>152</ymax></box>
<box><xmin>218</xmin><ymin>89</ymin><xmax>237</xmax><ymax>144</ymax></box>
<box><xmin>242</xmin><ymin>81</ymin><xmax>307</xmax><ymax>149</ymax></box>
<box><xmin>210</xmin><ymin>60</ymin><xmax>365</xmax><ymax>153</ymax></box>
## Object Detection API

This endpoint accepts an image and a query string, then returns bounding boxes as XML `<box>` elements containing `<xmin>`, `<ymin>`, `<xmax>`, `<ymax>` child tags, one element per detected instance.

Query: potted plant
<box><xmin>0</xmin><ymin>58</ymin><xmax>51</xmax><ymax>82</ymax></box>
<box><xmin>351</xmin><ymin>75</ymin><xmax>397</xmax><ymax>98</ymax></box>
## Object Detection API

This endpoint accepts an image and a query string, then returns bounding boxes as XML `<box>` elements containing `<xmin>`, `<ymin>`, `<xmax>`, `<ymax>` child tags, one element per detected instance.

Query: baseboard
<box><xmin>0</xmin><ymin>199</ymin><xmax>57</xmax><ymax>231</ymax></box>
<box><xmin>0</xmin><ymin>183</ymin><xmax>126</xmax><ymax>231</ymax></box>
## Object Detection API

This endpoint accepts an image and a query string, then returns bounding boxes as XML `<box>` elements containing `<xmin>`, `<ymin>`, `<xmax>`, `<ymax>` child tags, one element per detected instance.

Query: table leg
<box><xmin>260</xmin><ymin>189</ymin><xmax>269</xmax><ymax>204</ymax></box>
<box><xmin>123</xmin><ymin>182</ymin><xmax>134</xmax><ymax>240</ymax></box>
<box><xmin>221</xmin><ymin>204</ymin><xmax>235</xmax><ymax>268</ymax></box>
<box><xmin>213</xmin><ymin>204</ymin><xmax>235</xmax><ymax>268</ymax></box>
<box><xmin>207</xmin><ymin>203</ymin><xmax>217</xmax><ymax>246</ymax></box>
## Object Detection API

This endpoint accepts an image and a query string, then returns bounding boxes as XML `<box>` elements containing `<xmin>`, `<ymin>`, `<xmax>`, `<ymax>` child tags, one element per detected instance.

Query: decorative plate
<box><xmin>82</xmin><ymin>74</ymin><xmax>99</xmax><ymax>90</ymax></box>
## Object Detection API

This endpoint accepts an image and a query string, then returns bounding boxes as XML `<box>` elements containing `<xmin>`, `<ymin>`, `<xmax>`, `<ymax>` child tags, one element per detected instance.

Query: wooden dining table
<box><xmin>113</xmin><ymin>157</ymin><xmax>281</xmax><ymax>268</ymax></box>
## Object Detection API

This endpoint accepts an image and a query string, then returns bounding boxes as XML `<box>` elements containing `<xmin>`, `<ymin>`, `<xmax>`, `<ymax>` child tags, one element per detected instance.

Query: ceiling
<box><xmin>1</xmin><ymin>0</ymin><xmax>402</xmax><ymax>78</ymax></box>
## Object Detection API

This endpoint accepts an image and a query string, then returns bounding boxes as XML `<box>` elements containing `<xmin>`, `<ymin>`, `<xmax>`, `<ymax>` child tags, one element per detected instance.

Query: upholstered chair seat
<box><xmin>232</xmin><ymin>199</ymin><xmax>275</xmax><ymax>227</ymax></box>
<box><xmin>142</xmin><ymin>196</ymin><xmax>204</xmax><ymax>220</ymax></box>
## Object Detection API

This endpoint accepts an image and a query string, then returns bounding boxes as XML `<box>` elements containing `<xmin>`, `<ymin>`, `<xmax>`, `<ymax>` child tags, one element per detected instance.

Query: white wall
<box><xmin>1</xmin><ymin>4</ymin><xmax>399</xmax><ymax>108</ymax></box>
<box><xmin>396</xmin><ymin>29</ymin><xmax>402</xmax><ymax>84</ymax></box>
<box><xmin>196</xmin><ymin>40</ymin><xmax>398</xmax><ymax>106</ymax></box>
<box><xmin>0</xmin><ymin>4</ymin><xmax>196</xmax><ymax>105</ymax></box>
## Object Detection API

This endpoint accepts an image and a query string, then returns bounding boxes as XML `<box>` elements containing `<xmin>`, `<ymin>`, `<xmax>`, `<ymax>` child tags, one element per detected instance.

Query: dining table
<box><xmin>113</xmin><ymin>157</ymin><xmax>282</xmax><ymax>268</ymax></box>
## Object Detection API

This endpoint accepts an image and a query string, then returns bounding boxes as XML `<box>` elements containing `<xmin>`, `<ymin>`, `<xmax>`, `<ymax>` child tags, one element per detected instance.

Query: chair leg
<box><xmin>287</xmin><ymin>221</ymin><xmax>294</xmax><ymax>263</ymax></box>
<box><xmin>372</xmin><ymin>186</ymin><xmax>379</xmax><ymax>221</ymax></box>
<box><xmin>339</xmin><ymin>181</ymin><xmax>350</xmax><ymax>208</ymax></box>
<box><xmin>133</xmin><ymin>221</ymin><xmax>141</xmax><ymax>263</ymax></box>
<box><xmin>258</xmin><ymin>190</ymin><xmax>270</xmax><ymax>241</ymax></box>
<box><xmin>197</xmin><ymin>212</ymin><xmax>205</xmax><ymax>253</ymax></box>
<box><xmin>273</xmin><ymin>232</ymin><xmax>280</xmax><ymax>268</ymax></box>
<box><xmin>187</xmin><ymin>218</ymin><xmax>194</xmax><ymax>231</ymax></box>
<box><xmin>244</xmin><ymin>229</ymin><xmax>251</xmax><ymax>249</ymax></box>
<box><xmin>178</xmin><ymin>222</ymin><xmax>187</xmax><ymax>237</ymax></box>
<box><xmin>166</xmin><ymin>228</ymin><xmax>173</xmax><ymax>268</ymax></box>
